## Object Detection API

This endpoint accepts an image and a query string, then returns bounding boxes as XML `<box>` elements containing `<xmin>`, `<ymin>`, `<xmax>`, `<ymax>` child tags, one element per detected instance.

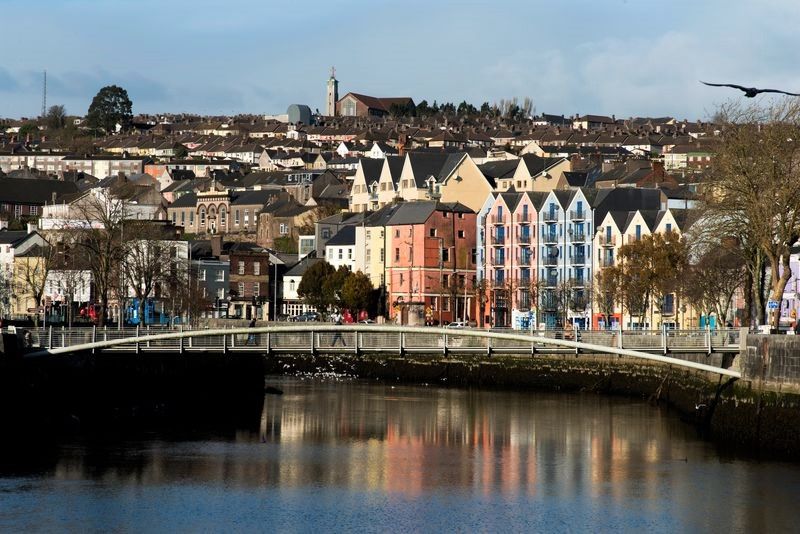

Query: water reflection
<box><xmin>2</xmin><ymin>378</ymin><xmax>799</xmax><ymax>532</ymax></box>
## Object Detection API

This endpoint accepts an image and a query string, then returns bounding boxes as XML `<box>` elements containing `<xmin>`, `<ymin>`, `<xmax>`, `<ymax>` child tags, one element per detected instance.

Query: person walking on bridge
<box><xmin>331</xmin><ymin>311</ymin><xmax>346</xmax><ymax>347</ymax></box>
<box><xmin>247</xmin><ymin>317</ymin><xmax>257</xmax><ymax>345</ymax></box>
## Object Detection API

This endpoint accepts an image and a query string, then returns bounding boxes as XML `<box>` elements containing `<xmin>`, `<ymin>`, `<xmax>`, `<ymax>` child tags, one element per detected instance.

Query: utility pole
<box><xmin>41</xmin><ymin>70</ymin><xmax>47</xmax><ymax>119</ymax></box>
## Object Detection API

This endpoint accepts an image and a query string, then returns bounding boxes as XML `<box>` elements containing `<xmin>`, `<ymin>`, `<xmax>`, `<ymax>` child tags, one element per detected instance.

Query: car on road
<box><xmin>359</xmin><ymin>319</ymin><xmax>375</xmax><ymax>324</ymax></box>
<box><xmin>289</xmin><ymin>312</ymin><xmax>319</xmax><ymax>322</ymax></box>
<box><xmin>445</xmin><ymin>320</ymin><xmax>468</xmax><ymax>329</ymax></box>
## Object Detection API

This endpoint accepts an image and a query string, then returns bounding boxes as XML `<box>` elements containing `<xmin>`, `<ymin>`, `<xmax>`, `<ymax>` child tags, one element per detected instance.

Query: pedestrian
<box><xmin>247</xmin><ymin>317</ymin><xmax>256</xmax><ymax>345</ymax></box>
<box><xmin>331</xmin><ymin>311</ymin><xmax>346</xmax><ymax>347</ymax></box>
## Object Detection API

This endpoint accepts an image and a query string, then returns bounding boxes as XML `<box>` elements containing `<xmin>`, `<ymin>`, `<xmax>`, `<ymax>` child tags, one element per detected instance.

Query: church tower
<box><xmin>326</xmin><ymin>67</ymin><xmax>339</xmax><ymax>116</ymax></box>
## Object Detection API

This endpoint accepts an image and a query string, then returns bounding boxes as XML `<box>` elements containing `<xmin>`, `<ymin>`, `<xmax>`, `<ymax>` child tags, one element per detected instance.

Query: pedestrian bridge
<box><xmin>23</xmin><ymin>324</ymin><xmax>742</xmax><ymax>378</ymax></box>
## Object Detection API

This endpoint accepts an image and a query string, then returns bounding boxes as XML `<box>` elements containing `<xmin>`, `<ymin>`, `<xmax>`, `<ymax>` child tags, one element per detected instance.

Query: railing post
<box><xmin>230</xmin><ymin>331</ymin><xmax>236</xmax><ymax>349</ymax></box>
<box><xmin>179</xmin><ymin>325</ymin><xmax>184</xmax><ymax>354</ymax></box>
<box><xmin>617</xmin><ymin>324</ymin><xmax>623</xmax><ymax>350</ymax></box>
<box><xmin>662</xmin><ymin>324</ymin><xmax>667</xmax><ymax>355</ymax></box>
<box><xmin>266</xmin><ymin>331</ymin><xmax>271</xmax><ymax>355</ymax></box>
<box><xmin>354</xmin><ymin>331</ymin><xmax>360</xmax><ymax>355</ymax></box>
<box><xmin>443</xmin><ymin>332</ymin><xmax>448</xmax><ymax>357</ymax></box>
<box><xmin>91</xmin><ymin>325</ymin><xmax>96</xmax><ymax>355</ymax></box>
<box><xmin>135</xmin><ymin>325</ymin><xmax>140</xmax><ymax>354</ymax></box>
<box><xmin>706</xmin><ymin>325</ymin><xmax>712</xmax><ymax>355</ymax></box>
<box><xmin>574</xmin><ymin>324</ymin><xmax>579</xmax><ymax>355</ymax></box>
<box><xmin>61</xmin><ymin>326</ymin><xmax>66</xmax><ymax>348</ymax></box>
<box><xmin>103</xmin><ymin>325</ymin><xmax>108</xmax><ymax>343</ymax></box>
<box><xmin>487</xmin><ymin>336</ymin><xmax>492</xmax><ymax>357</ymax></box>
<box><xmin>48</xmin><ymin>325</ymin><xmax>53</xmax><ymax>349</ymax></box>
<box><xmin>399</xmin><ymin>332</ymin><xmax>405</xmax><ymax>356</ymax></box>
<box><xmin>311</xmin><ymin>331</ymin><xmax>316</xmax><ymax>355</ymax></box>
<box><xmin>146</xmin><ymin>325</ymin><xmax>151</xmax><ymax>348</ymax></box>
<box><xmin>223</xmin><ymin>331</ymin><xmax>227</xmax><ymax>354</ymax></box>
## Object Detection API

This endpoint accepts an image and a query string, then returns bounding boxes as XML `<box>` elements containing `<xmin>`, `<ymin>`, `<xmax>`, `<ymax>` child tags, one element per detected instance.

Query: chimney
<box><xmin>27</xmin><ymin>221</ymin><xmax>37</xmax><ymax>234</ymax></box>
<box><xmin>211</xmin><ymin>235</ymin><xmax>222</xmax><ymax>257</ymax></box>
<box><xmin>652</xmin><ymin>160</ymin><xmax>665</xmax><ymax>179</ymax></box>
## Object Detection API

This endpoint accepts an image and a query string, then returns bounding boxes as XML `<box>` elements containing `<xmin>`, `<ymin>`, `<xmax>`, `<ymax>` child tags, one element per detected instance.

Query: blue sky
<box><xmin>1</xmin><ymin>0</ymin><xmax>798</xmax><ymax>120</ymax></box>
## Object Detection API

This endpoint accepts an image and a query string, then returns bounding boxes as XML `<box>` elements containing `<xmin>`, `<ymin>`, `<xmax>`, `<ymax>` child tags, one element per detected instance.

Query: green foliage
<box><xmin>87</xmin><ymin>85</ymin><xmax>133</xmax><ymax>133</ymax></box>
<box><xmin>272</xmin><ymin>235</ymin><xmax>296</xmax><ymax>254</ymax></box>
<box><xmin>45</xmin><ymin>105</ymin><xmax>67</xmax><ymax>130</ymax></box>
<box><xmin>297</xmin><ymin>260</ymin><xmax>335</xmax><ymax>312</ymax></box>
<box><xmin>322</xmin><ymin>266</ymin><xmax>351</xmax><ymax>310</ymax></box>
<box><xmin>18</xmin><ymin>122</ymin><xmax>39</xmax><ymax>138</ymax></box>
<box><xmin>340</xmin><ymin>271</ymin><xmax>374</xmax><ymax>313</ymax></box>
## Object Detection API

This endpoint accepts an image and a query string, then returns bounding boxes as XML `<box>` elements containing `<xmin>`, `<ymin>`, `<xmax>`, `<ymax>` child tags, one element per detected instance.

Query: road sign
<box><xmin>27</xmin><ymin>307</ymin><xmax>43</xmax><ymax>313</ymax></box>
<box><xmin>767</xmin><ymin>300</ymin><xmax>780</xmax><ymax>310</ymax></box>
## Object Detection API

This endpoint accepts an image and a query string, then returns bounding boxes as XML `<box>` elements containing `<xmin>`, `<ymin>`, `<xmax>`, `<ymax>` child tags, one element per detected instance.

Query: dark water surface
<box><xmin>1</xmin><ymin>377</ymin><xmax>799</xmax><ymax>532</ymax></box>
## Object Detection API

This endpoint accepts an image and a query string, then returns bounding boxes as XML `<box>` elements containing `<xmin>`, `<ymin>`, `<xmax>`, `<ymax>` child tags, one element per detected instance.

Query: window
<box><xmin>635</xmin><ymin>224</ymin><xmax>642</xmax><ymax>241</ymax></box>
<box><xmin>458</xmin><ymin>212</ymin><xmax>464</xmax><ymax>219</ymax></box>
<box><xmin>220</xmin><ymin>207</ymin><xmax>227</xmax><ymax>227</ymax></box>
<box><xmin>366</xmin><ymin>249</ymin><xmax>371</xmax><ymax>262</ymax></box>
<box><xmin>30</xmin><ymin>205</ymin><xmax>38</xmax><ymax>216</ymax></box>
<box><xmin>235</xmin><ymin>209</ymin><xmax>240</xmax><ymax>226</ymax></box>
<box><xmin>200</xmin><ymin>207</ymin><xmax>206</xmax><ymax>226</ymax></box>
<box><xmin>279</xmin><ymin>223</ymin><xmax>288</xmax><ymax>235</ymax></box>
<box><xmin>244</xmin><ymin>210</ymin><xmax>250</xmax><ymax>226</ymax></box>
<box><xmin>199</xmin><ymin>269</ymin><xmax>207</xmax><ymax>281</ymax></box>
<box><xmin>429</xmin><ymin>228</ymin><xmax>436</xmax><ymax>237</ymax></box>
<box><xmin>666</xmin><ymin>223</ymin><xmax>672</xmax><ymax>233</ymax></box>
<box><xmin>471</xmin><ymin>248</ymin><xmax>477</xmax><ymax>264</ymax></box>
<box><xmin>238</xmin><ymin>282</ymin><xmax>245</xmax><ymax>296</ymax></box>
<box><xmin>395</xmin><ymin>229</ymin><xmax>400</xmax><ymax>238</ymax></box>
<box><xmin>322</xmin><ymin>228</ymin><xmax>331</xmax><ymax>239</ymax></box>
<box><xmin>458</xmin><ymin>230</ymin><xmax>465</xmax><ymax>239</ymax></box>
<box><xmin>254</xmin><ymin>262</ymin><xmax>260</xmax><ymax>276</ymax></box>
<box><xmin>190</xmin><ymin>211</ymin><xmax>194</xmax><ymax>225</ymax></box>
<box><xmin>399</xmin><ymin>273</ymin><xmax>404</xmax><ymax>285</ymax></box>
<box><xmin>442</xmin><ymin>248</ymin><xmax>450</xmax><ymax>262</ymax></box>
<box><xmin>395</xmin><ymin>248</ymin><xmax>400</xmax><ymax>261</ymax></box>
<box><xmin>14</xmin><ymin>205</ymin><xmax>21</xmax><ymax>218</ymax></box>
<box><xmin>181</xmin><ymin>212</ymin><xmax>185</xmax><ymax>226</ymax></box>
<box><xmin>347</xmin><ymin>249</ymin><xmax>352</xmax><ymax>260</ymax></box>
<box><xmin>216</xmin><ymin>287</ymin><xmax>225</xmax><ymax>299</ymax></box>
<box><xmin>216</xmin><ymin>269</ymin><xmax>225</xmax><ymax>282</ymax></box>
<box><xmin>239</xmin><ymin>261</ymin><xmax>245</xmax><ymax>275</ymax></box>
<box><xmin>338</xmin><ymin>248</ymin><xmax>343</xmax><ymax>260</ymax></box>
<box><xmin>290</xmin><ymin>280</ymin><xmax>295</xmax><ymax>292</ymax></box>
<box><xmin>442</xmin><ymin>274</ymin><xmax>449</xmax><ymax>287</ymax></box>
<box><xmin>253</xmin><ymin>283</ymin><xmax>260</xmax><ymax>297</ymax></box>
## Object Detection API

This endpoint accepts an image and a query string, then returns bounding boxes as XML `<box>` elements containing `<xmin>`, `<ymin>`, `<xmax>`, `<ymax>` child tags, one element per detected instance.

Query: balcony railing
<box><xmin>491</xmin><ymin>214</ymin><xmax>505</xmax><ymax>225</ymax></box>
<box><xmin>572</xmin><ymin>254</ymin><xmax>587</xmax><ymax>265</ymax></box>
<box><xmin>542</xmin><ymin>256</ymin><xmax>559</xmax><ymax>266</ymax></box>
<box><xmin>492</xmin><ymin>279</ymin><xmax>507</xmax><ymax>289</ymax></box>
<box><xmin>569</xmin><ymin>276</ymin><xmax>586</xmax><ymax>286</ymax></box>
<box><xmin>570</xmin><ymin>209</ymin><xmax>587</xmax><ymax>220</ymax></box>
<box><xmin>518</xmin><ymin>277</ymin><xmax>531</xmax><ymax>287</ymax></box>
<box><xmin>491</xmin><ymin>254</ymin><xmax>506</xmax><ymax>265</ymax></box>
<box><xmin>518</xmin><ymin>255</ymin><xmax>532</xmax><ymax>266</ymax></box>
<box><xmin>542</xmin><ymin>233</ymin><xmax>558</xmax><ymax>244</ymax></box>
<box><xmin>599</xmin><ymin>235</ymin><xmax>616</xmax><ymax>246</ymax></box>
<box><xmin>569</xmin><ymin>232</ymin><xmax>586</xmax><ymax>242</ymax></box>
<box><xmin>491</xmin><ymin>234</ymin><xmax>505</xmax><ymax>245</ymax></box>
<box><xmin>541</xmin><ymin>298</ymin><xmax>558</xmax><ymax>310</ymax></box>
<box><xmin>601</xmin><ymin>257</ymin><xmax>614</xmax><ymax>267</ymax></box>
<box><xmin>570</xmin><ymin>297</ymin><xmax>588</xmax><ymax>310</ymax></box>
<box><xmin>542</xmin><ymin>211</ymin><xmax>559</xmax><ymax>222</ymax></box>
<box><xmin>518</xmin><ymin>233</ymin><xmax>531</xmax><ymax>244</ymax></box>
<box><xmin>516</xmin><ymin>213</ymin><xmax>530</xmax><ymax>223</ymax></box>
<box><xmin>544</xmin><ymin>277</ymin><xmax>558</xmax><ymax>287</ymax></box>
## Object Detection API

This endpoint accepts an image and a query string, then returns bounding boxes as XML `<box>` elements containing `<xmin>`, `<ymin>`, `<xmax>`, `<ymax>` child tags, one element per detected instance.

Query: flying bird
<box><xmin>701</xmin><ymin>81</ymin><xmax>800</xmax><ymax>98</ymax></box>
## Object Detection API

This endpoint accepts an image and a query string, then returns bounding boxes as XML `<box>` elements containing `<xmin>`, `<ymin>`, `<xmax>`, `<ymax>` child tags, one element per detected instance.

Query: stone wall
<box><xmin>740</xmin><ymin>335</ymin><xmax>800</xmax><ymax>391</ymax></box>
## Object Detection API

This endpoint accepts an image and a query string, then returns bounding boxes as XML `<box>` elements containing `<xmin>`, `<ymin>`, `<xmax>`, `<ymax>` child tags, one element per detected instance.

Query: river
<box><xmin>1</xmin><ymin>377</ymin><xmax>798</xmax><ymax>532</ymax></box>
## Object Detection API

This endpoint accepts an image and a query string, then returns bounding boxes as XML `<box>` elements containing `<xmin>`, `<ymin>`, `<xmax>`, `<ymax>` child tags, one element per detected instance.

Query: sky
<box><xmin>1</xmin><ymin>0</ymin><xmax>799</xmax><ymax>121</ymax></box>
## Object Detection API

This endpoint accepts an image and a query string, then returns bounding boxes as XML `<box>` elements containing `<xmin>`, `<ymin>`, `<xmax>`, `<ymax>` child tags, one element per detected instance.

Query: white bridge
<box><xmin>23</xmin><ymin>324</ymin><xmax>742</xmax><ymax>378</ymax></box>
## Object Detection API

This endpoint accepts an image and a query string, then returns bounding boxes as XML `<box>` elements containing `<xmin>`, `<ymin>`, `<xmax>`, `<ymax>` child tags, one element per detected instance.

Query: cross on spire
<box><xmin>330</xmin><ymin>66</ymin><xmax>336</xmax><ymax>79</ymax></box>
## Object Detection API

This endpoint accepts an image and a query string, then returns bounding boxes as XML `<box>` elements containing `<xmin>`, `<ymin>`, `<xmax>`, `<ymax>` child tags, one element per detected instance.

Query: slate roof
<box><xmin>386</xmin><ymin>201</ymin><xmax>473</xmax><ymax>226</ymax></box>
<box><xmin>326</xmin><ymin>225</ymin><xmax>356</xmax><ymax>247</ymax></box>
<box><xmin>0</xmin><ymin>230</ymin><xmax>29</xmax><ymax>245</ymax></box>
<box><xmin>358</xmin><ymin>158</ymin><xmax>384</xmax><ymax>184</ymax></box>
<box><xmin>592</xmin><ymin>188</ymin><xmax>663</xmax><ymax>228</ymax></box>
<box><xmin>285</xmin><ymin>256</ymin><xmax>322</xmax><ymax>277</ymax></box>
<box><xmin>169</xmin><ymin>192</ymin><xmax>197</xmax><ymax>208</ymax></box>
<box><xmin>0</xmin><ymin>177</ymin><xmax>79</xmax><ymax>204</ymax></box>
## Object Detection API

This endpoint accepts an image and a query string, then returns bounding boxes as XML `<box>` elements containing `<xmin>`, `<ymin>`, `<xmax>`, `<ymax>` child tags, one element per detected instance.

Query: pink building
<box><xmin>386</xmin><ymin>201</ymin><xmax>477</xmax><ymax>325</ymax></box>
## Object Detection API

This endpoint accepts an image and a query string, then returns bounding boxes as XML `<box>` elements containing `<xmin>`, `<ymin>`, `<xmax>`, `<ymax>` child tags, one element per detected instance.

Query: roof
<box><xmin>358</xmin><ymin>158</ymin><xmax>383</xmax><ymax>184</ymax></box>
<box><xmin>326</xmin><ymin>225</ymin><xmax>356</xmax><ymax>247</ymax></box>
<box><xmin>0</xmin><ymin>177</ymin><xmax>80</xmax><ymax>204</ymax></box>
<box><xmin>169</xmin><ymin>192</ymin><xmax>198</xmax><ymax>208</ymax></box>
<box><xmin>285</xmin><ymin>256</ymin><xmax>322</xmax><ymax>277</ymax></box>
<box><xmin>0</xmin><ymin>230</ymin><xmax>30</xmax><ymax>246</ymax></box>
<box><xmin>386</xmin><ymin>201</ymin><xmax>473</xmax><ymax>226</ymax></box>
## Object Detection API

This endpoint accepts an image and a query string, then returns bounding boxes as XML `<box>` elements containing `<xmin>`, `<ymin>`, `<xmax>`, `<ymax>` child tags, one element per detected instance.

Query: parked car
<box><xmin>445</xmin><ymin>320</ymin><xmax>467</xmax><ymax>329</ymax></box>
<box><xmin>289</xmin><ymin>312</ymin><xmax>319</xmax><ymax>322</ymax></box>
<box><xmin>359</xmin><ymin>319</ymin><xmax>375</xmax><ymax>324</ymax></box>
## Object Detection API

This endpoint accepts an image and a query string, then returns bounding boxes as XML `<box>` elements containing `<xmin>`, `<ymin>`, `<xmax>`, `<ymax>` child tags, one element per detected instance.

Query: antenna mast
<box><xmin>41</xmin><ymin>70</ymin><xmax>47</xmax><ymax>118</ymax></box>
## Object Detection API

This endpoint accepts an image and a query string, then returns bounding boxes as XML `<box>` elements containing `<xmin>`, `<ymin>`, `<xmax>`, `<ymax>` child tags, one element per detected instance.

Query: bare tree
<box><xmin>706</xmin><ymin>99</ymin><xmax>800</xmax><ymax>329</ymax></box>
<box><xmin>121</xmin><ymin>221</ymin><xmax>177</xmax><ymax>324</ymax></box>
<box><xmin>15</xmin><ymin>243</ymin><xmax>55</xmax><ymax>326</ymax></box>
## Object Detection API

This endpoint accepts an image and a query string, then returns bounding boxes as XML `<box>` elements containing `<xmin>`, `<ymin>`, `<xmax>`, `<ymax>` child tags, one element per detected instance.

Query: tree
<box><xmin>594</xmin><ymin>268</ymin><xmax>618</xmax><ymax>329</ymax></box>
<box><xmin>272</xmin><ymin>235</ymin><xmax>296</xmax><ymax>254</ymax></box>
<box><xmin>18</xmin><ymin>122</ymin><xmax>39</xmax><ymax>139</ymax></box>
<box><xmin>45</xmin><ymin>105</ymin><xmax>67</xmax><ymax>130</ymax></box>
<box><xmin>705</xmin><ymin>99</ymin><xmax>800</xmax><ymax>329</ymax></box>
<box><xmin>15</xmin><ymin>243</ymin><xmax>55</xmax><ymax>327</ymax></box>
<box><xmin>684</xmin><ymin>238</ymin><xmax>746</xmax><ymax>324</ymax></box>
<box><xmin>340</xmin><ymin>271</ymin><xmax>374</xmax><ymax>313</ymax></box>
<box><xmin>297</xmin><ymin>260</ymin><xmax>335</xmax><ymax>312</ymax></box>
<box><xmin>322</xmin><ymin>266</ymin><xmax>351</xmax><ymax>311</ymax></box>
<box><xmin>86</xmin><ymin>85</ymin><xmax>133</xmax><ymax>133</ymax></box>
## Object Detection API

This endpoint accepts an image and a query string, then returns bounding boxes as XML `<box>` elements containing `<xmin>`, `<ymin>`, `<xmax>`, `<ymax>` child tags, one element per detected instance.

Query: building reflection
<box><xmin>27</xmin><ymin>378</ymin><xmax>799</xmax><ymax>532</ymax></box>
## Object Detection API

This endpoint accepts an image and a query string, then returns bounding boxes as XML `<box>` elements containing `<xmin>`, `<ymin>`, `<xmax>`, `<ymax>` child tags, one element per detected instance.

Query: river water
<box><xmin>1</xmin><ymin>377</ymin><xmax>799</xmax><ymax>532</ymax></box>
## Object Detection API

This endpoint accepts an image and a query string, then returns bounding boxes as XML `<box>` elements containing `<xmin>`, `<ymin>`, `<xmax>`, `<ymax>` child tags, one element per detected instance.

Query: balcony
<box><xmin>568</xmin><ymin>276</ymin><xmax>586</xmax><ymax>287</ymax></box>
<box><xmin>572</xmin><ymin>254</ymin><xmax>587</xmax><ymax>265</ymax></box>
<box><xmin>601</xmin><ymin>257</ymin><xmax>614</xmax><ymax>267</ymax></box>
<box><xmin>542</xmin><ymin>256</ymin><xmax>559</xmax><ymax>266</ymax></box>
<box><xmin>542</xmin><ymin>211</ymin><xmax>559</xmax><ymax>223</ymax></box>
<box><xmin>570</xmin><ymin>209</ymin><xmax>587</xmax><ymax>220</ymax></box>
<box><xmin>599</xmin><ymin>235</ymin><xmax>616</xmax><ymax>247</ymax></box>
<box><xmin>516</xmin><ymin>212</ymin><xmax>530</xmax><ymax>224</ymax></box>
<box><xmin>544</xmin><ymin>277</ymin><xmax>558</xmax><ymax>287</ymax></box>
<box><xmin>491</xmin><ymin>254</ymin><xmax>506</xmax><ymax>266</ymax></box>
<box><xmin>570</xmin><ymin>297</ymin><xmax>588</xmax><ymax>311</ymax></box>
<box><xmin>569</xmin><ymin>232</ymin><xmax>586</xmax><ymax>242</ymax></box>
<box><xmin>518</xmin><ymin>276</ymin><xmax>531</xmax><ymax>287</ymax></box>
<box><xmin>518</xmin><ymin>255</ymin><xmax>532</xmax><ymax>266</ymax></box>
<box><xmin>491</xmin><ymin>234</ymin><xmax>505</xmax><ymax>245</ymax></box>
<box><xmin>541</xmin><ymin>298</ymin><xmax>558</xmax><ymax>311</ymax></box>
<box><xmin>491</xmin><ymin>278</ymin><xmax>507</xmax><ymax>289</ymax></box>
<box><xmin>518</xmin><ymin>233</ymin><xmax>531</xmax><ymax>244</ymax></box>
<box><xmin>369</xmin><ymin>191</ymin><xmax>378</xmax><ymax>200</ymax></box>
<box><xmin>490</xmin><ymin>214</ymin><xmax>505</xmax><ymax>225</ymax></box>
<box><xmin>542</xmin><ymin>232</ymin><xmax>558</xmax><ymax>244</ymax></box>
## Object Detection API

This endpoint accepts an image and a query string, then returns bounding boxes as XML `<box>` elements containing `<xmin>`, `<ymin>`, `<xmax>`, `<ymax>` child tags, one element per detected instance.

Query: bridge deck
<box><xmin>20</xmin><ymin>325</ymin><xmax>743</xmax><ymax>378</ymax></box>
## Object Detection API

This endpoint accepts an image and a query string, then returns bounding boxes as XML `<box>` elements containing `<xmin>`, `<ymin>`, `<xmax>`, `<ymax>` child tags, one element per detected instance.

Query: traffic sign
<box><xmin>767</xmin><ymin>300</ymin><xmax>780</xmax><ymax>310</ymax></box>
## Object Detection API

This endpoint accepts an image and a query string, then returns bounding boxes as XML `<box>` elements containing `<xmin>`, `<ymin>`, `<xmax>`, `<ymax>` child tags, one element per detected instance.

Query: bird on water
<box><xmin>701</xmin><ymin>81</ymin><xmax>800</xmax><ymax>98</ymax></box>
